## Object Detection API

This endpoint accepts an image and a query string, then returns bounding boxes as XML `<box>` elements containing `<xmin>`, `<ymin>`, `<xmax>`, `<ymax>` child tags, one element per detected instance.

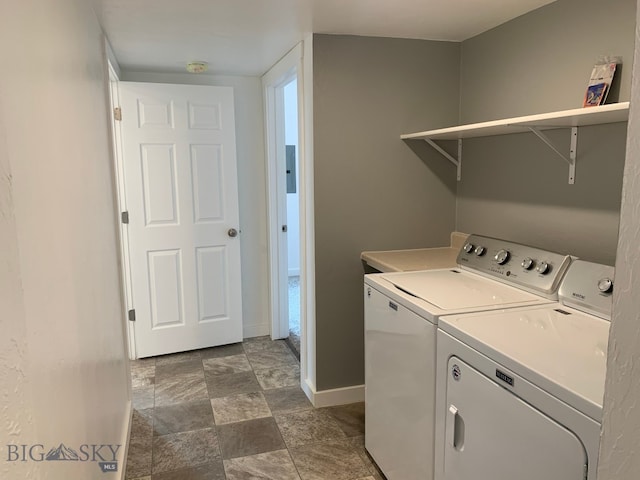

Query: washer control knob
<box><xmin>494</xmin><ymin>249</ymin><xmax>510</xmax><ymax>265</ymax></box>
<box><xmin>463</xmin><ymin>243</ymin><xmax>474</xmax><ymax>254</ymax></box>
<box><xmin>536</xmin><ymin>262</ymin><xmax>550</xmax><ymax>274</ymax></box>
<box><xmin>598</xmin><ymin>277</ymin><xmax>613</xmax><ymax>293</ymax></box>
<box><xmin>474</xmin><ymin>246</ymin><xmax>486</xmax><ymax>256</ymax></box>
<box><xmin>521</xmin><ymin>258</ymin><xmax>534</xmax><ymax>270</ymax></box>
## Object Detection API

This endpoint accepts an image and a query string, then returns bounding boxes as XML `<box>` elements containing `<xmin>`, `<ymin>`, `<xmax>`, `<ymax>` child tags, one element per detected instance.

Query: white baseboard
<box><xmin>243</xmin><ymin>322</ymin><xmax>270</xmax><ymax>339</ymax></box>
<box><xmin>119</xmin><ymin>399</ymin><xmax>133</xmax><ymax>480</ymax></box>
<box><xmin>301</xmin><ymin>377</ymin><xmax>317</xmax><ymax>405</ymax></box>
<box><xmin>301</xmin><ymin>378</ymin><xmax>365</xmax><ymax>408</ymax></box>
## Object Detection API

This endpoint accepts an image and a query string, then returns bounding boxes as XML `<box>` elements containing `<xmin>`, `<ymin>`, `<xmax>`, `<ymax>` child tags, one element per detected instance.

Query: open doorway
<box><xmin>263</xmin><ymin>44</ymin><xmax>304</xmax><ymax>358</ymax></box>
<box><xmin>283</xmin><ymin>78</ymin><xmax>301</xmax><ymax>357</ymax></box>
<box><xmin>265</xmin><ymin>39</ymin><xmax>317</xmax><ymax>402</ymax></box>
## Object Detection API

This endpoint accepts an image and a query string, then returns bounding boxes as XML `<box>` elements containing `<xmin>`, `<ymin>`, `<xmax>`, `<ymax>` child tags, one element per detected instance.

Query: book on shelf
<box><xmin>583</xmin><ymin>61</ymin><xmax>617</xmax><ymax>107</ymax></box>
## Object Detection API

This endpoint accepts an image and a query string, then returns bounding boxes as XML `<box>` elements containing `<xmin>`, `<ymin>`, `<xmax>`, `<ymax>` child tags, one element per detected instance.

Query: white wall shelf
<box><xmin>401</xmin><ymin>102</ymin><xmax>630</xmax><ymax>184</ymax></box>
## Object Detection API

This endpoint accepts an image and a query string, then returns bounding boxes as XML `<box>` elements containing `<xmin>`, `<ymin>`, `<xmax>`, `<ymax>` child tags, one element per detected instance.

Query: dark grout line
<box><xmin>284</xmin><ymin>336</ymin><xmax>300</xmax><ymax>361</ymax></box>
<box><xmin>131</xmin><ymin>339</ymin><xmax>365</xmax><ymax>480</ymax></box>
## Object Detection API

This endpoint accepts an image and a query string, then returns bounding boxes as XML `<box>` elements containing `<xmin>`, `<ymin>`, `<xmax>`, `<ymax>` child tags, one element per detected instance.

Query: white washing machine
<box><xmin>433</xmin><ymin>260</ymin><xmax>613</xmax><ymax>480</ymax></box>
<box><xmin>364</xmin><ymin>235</ymin><xmax>572</xmax><ymax>480</ymax></box>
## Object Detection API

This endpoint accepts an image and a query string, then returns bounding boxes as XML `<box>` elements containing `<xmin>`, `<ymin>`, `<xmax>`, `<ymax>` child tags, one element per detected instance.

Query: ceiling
<box><xmin>96</xmin><ymin>0</ymin><xmax>556</xmax><ymax>77</ymax></box>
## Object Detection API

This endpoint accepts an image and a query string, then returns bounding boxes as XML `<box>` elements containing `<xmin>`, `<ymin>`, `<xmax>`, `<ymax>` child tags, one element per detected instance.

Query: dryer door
<box><xmin>443</xmin><ymin>356</ymin><xmax>587</xmax><ymax>480</ymax></box>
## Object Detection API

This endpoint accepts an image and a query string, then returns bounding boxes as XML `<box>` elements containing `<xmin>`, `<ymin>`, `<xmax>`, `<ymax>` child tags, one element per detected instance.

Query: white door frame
<box><xmin>107</xmin><ymin>58</ymin><xmax>137</xmax><ymax>360</ymax></box>
<box><xmin>263</xmin><ymin>47</ymin><xmax>298</xmax><ymax>341</ymax></box>
<box><xmin>263</xmin><ymin>38</ymin><xmax>317</xmax><ymax>396</ymax></box>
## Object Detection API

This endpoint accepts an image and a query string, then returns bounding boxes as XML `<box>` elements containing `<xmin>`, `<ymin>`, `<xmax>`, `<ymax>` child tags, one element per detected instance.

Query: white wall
<box><xmin>0</xmin><ymin>1</ymin><xmax>131</xmax><ymax>478</ymax></box>
<box><xmin>0</xmin><ymin>84</ymin><xmax>36</xmax><ymax>480</ymax></box>
<box><xmin>285</xmin><ymin>79</ymin><xmax>301</xmax><ymax>276</ymax></box>
<box><xmin>598</xmin><ymin>1</ymin><xmax>640</xmax><ymax>477</ymax></box>
<box><xmin>120</xmin><ymin>71</ymin><xmax>270</xmax><ymax>338</ymax></box>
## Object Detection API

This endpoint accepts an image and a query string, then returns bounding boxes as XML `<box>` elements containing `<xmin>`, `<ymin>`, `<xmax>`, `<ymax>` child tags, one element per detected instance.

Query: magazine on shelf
<box><xmin>583</xmin><ymin>61</ymin><xmax>617</xmax><ymax>107</ymax></box>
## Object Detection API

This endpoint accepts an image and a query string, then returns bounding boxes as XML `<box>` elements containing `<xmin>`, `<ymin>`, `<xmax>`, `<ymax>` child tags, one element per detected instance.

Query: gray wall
<box><xmin>460</xmin><ymin>0</ymin><xmax>636</xmax><ymax>123</ymax></box>
<box><xmin>456</xmin><ymin>0</ymin><xmax>636</xmax><ymax>265</ymax></box>
<box><xmin>313</xmin><ymin>34</ymin><xmax>460</xmax><ymax>390</ymax></box>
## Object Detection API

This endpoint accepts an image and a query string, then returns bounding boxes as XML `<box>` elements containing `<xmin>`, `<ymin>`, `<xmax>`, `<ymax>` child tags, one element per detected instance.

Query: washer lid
<box><xmin>384</xmin><ymin>269</ymin><xmax>544</xmax><ymax>310</ymax></box>
<box><xmin>440</xmin><ymin>306</ymin><xmax>610</xmax><ymax>421</ymax></box>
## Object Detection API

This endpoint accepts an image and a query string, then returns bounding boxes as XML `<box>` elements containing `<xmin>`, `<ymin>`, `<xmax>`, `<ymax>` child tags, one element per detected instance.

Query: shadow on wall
<box><xmin>402</xmin><ymin>138</ymin><xmax>458</xmax><ymax>196</ymax></box>
<box><xmin>456</xmin><ymin>123</ymin><xmax>627</xmax><ymax>212</ymax></box>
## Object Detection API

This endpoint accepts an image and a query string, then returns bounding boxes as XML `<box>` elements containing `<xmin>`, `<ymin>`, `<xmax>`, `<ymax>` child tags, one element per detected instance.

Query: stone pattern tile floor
<box><xmin>126</xmin><ymin>337</ymin><xmax>385</xmax><ymax>480</ymax></box>
<box><xmin>287</xmin><ymin>276</ymin><xmax>301</xmax><ymax>359</ymax></box>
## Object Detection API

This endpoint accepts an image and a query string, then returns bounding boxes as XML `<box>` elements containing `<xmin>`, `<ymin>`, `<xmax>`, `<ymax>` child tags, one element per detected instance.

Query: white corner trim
<box><xmin>119</xmin><ymin>399</ymin><xmax>133</xmax><ymax>480</ymax></box>
<box><xmin>301</xmin><ymin>377</ymin><xmax>316</xmax><ymax>403</ymax></box>
<box><xmin>104</xmin><ymin>37</ymin><xmax>121</xmax><ymax>79</ymax></box>
<box><xmin>300</xmin><ymin>33</ymin><xmax>316</xmax><ymax>399</ymax></box>
<box><xmin>301</xmin><ymin>378</ymin><xmax>365</xmax><ymax>408</ymax></box>
<box><xmin>243</xmin><ymin>322</ymin><xmax>270</xmax><ymax>339</ymax></box>
<box><xmin>263</xmin><ymin>43</ymin><xmax>303</xmax><ymax>341</ymax></box>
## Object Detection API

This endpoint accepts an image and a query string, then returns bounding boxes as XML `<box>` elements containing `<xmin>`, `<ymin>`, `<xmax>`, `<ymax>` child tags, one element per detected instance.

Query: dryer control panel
<box><xmin>559</xmin><ymin>260</ymin><xmax>614</xmax><ymax>320</ymax></box>
<box><xmin>457</xmin><ymin>234</ymin><xmax>572</xmax><ymax>298</ymax></box>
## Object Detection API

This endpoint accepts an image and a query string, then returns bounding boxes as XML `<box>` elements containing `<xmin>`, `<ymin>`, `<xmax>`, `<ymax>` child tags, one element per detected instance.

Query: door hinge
<box><xmin>128</xmin><ymin>309</ymin><xmax>136</xmax><ymax>322</ymax></box>
<box><xmin>121</xmin><ymin>211</ymin><xmax>129</xmax><ymax>224</ymax></box>
<box><xmin>114</xmin><ymin>107</ymin><xmax>122</xmax><ymax>121</ymax></box>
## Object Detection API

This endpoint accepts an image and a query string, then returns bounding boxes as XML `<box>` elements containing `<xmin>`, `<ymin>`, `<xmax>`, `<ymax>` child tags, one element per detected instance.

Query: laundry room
<box><xmin>316</xmin><ymin>0</ymin><xmax>635</xmax><ymax>398</ymax></box>
<box><xmin>316</xmin><ymin>0</ymin><xmax>638</xmax><ymax>478</ymax></box>
<box><xmin>3</xmin><ymin>0</ymin><xmax>640</xmax><ymax>479</ymax></box>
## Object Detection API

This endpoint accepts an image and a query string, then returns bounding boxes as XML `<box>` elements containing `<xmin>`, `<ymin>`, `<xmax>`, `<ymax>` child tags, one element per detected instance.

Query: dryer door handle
<box><xmin>447</xmin><ymin>404</ymin><xmax>465</xmax><ymax>451</ymax></box>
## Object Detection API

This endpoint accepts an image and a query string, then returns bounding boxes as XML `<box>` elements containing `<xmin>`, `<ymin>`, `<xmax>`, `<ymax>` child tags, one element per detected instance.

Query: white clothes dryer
<box><xmin>364</xmin><ymin>235</ymin><xmax>572</xmax><ymax>480</ymax></box>
<box><xmin>433</xmin><ymin>260</ymin><xmax>613</xmax><ymax>480</ymax></box>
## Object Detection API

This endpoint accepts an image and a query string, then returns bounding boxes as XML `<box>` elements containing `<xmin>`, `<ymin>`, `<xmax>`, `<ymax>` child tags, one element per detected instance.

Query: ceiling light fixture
<box><xmin>186</xmin><ymin>61</ymin><xmax>208</xmax><ymax>73</ymax></box>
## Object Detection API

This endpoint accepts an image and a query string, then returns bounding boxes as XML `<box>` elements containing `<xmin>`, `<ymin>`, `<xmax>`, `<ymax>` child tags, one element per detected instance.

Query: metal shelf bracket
<box><xmin>527</xmin><ymin>126</ymin><xmax>578</xmax><ymax>184</ymax></box>
<box><xmin>421</xmin><ymin>126</ymin><xmax>579</xmax><ymax>184</ymax></box>
<box><xmin>424</xmin><ymin>138</ymin><xmax>463</xmax><ymax>181</ymax></box>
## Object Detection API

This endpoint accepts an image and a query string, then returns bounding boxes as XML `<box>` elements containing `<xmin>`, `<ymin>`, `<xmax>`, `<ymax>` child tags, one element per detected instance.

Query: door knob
<box><xmin>228</xmin><ymin>228</ymin><xmax>238</xmax><ymax>238</ymax></box>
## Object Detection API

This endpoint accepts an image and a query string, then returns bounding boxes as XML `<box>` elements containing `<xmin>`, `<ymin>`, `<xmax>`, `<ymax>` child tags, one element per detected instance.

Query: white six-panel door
<box><xmin>119</xmin><ymin>82</ymin><xmax>243</xmax><ymax>358</ymax></box>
